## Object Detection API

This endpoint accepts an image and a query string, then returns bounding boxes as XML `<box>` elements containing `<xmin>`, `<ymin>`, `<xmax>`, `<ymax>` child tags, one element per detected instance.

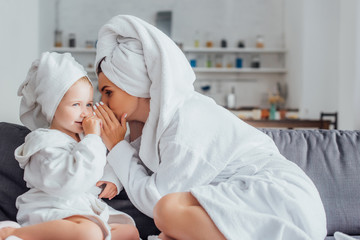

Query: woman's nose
<box><xmin>100</xmin><ymin>96</ymin><xmax>108</xmax><ymax>105</ymax></box>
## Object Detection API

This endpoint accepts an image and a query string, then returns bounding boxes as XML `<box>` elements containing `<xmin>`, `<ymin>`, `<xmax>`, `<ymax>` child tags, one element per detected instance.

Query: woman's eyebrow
<box><xmin>100</xmin><ymin>85</ymin><xmax>109</xmax><ymax>92</ymax></box>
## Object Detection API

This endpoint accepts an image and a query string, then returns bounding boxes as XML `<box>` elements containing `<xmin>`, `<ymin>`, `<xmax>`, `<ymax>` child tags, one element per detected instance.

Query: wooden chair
<box><xmin>320</xmin><ymin>112</ymin><xmax>338</xmax><ymax>129</ymax></box>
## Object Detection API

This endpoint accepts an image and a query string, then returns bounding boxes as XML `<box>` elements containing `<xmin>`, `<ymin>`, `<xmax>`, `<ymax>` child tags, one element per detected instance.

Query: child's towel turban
<box><xmin>18</xmin><ymin>52</ymin><xmax>89</xmax><ymax>130</ymax></box>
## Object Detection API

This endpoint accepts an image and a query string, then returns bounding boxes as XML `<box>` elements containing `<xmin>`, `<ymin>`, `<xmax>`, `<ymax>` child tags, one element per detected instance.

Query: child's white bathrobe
<box><xmin>14</xmin><ymin>128</ymin><xmax>134</xmax><ymax>239</ymax></box>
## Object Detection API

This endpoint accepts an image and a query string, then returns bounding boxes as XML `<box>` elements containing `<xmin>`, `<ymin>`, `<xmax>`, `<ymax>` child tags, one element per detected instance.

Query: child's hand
<box><xmin>82</xmin><ymin>115</ymin><xmax>102</xmax><ymax>136</ymax></box>
<box><xmin>96</xmin><ymin>181</ymin><xmax>118</xmax><ymax>200</ymax></box>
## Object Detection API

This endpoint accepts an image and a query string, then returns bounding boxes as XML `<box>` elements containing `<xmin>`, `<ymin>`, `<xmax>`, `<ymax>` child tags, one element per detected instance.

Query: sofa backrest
<box><xmin>0</xmin><ymin>122</ymin><xmax>30</xmax><ymax>221</ymax></box>
<box><xmin>262</xmin><ymin>129</ymin><xmax>360</xmax><ymax>236</ymax></box>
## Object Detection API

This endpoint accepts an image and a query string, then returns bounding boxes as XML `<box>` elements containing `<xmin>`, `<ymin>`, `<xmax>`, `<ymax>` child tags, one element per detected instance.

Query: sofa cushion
<box><xmin>0</xmin><ymin>122</ymin><xmax>30</xmax><ymax>221</ymax></box>
<box><xmin>262</xmin><ymin>129</ymin><xmax>360</xmax><ymax>236</ymax></box>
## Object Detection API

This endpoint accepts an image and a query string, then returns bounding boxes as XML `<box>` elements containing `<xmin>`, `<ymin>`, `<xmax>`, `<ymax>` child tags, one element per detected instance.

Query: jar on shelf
<box><xmin>221</xmin><ymin>39</ymin><xmax>227</xmax><ymax>48</ymax></box>
<box><xmin>190</xmin><ymin>59</ymin><xmax>197</xmax><ymax>68</ymax></box>
<box><xmin>256</xmin><ymin>35</ymin><xmax>265</xmax><ymax>48</ymax></box>
<box><xmin>251</xmin><ymin>55</ymin><xmax>261</xmax><ymax>68</ymax></box>
<box><xmin>225</xmin><ymin>54</ymin><xmax>234</xmax><ymax>68</ymax></box>
<box><xmin>54</xmin><ymin>30</ymin><xmax>63</xmax><ymax>47</ymax></box>
<box><xmin>237</xmin><ymin>40</ymin><xmax>245</xmax><ymax>48</ymax></box>
<box><xmin>69</xmin><ymin>33</ymin><xmax>76</xmax><ymax>48</ymax></box>
<box><xmin>215</xmin><ymin>54</ymin><xmax>223</xmax><ymax>68</ymax></box>
<box><xmin>194</xmin><ymin>30</ymin><xmax>200</xmax><ymax>48</ymax></box>
<box><xmin>206</xmin><ymin>41</ymin><xmax>213</xmax><ymax>48</ymax></box>
<box><xmin>206</xmin><ymin>54</ymin><xmax>213</xmax><ymax>68</ymax></box>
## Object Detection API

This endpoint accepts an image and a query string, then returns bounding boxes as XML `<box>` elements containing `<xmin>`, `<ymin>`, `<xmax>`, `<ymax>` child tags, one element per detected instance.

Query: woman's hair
<box><xmin>97</xmin><ymin>57</ymin><xmax>106</xmax><ymax>75</ymax></box>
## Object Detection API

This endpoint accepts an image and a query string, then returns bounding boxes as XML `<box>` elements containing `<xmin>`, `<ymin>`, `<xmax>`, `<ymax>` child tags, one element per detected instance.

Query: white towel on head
<box><xmin>18</xmin><ymin>52</ymin><xmax>89</xmax><ymax>131</ymax></box>
<box><xmin>95</xmin><ymin>15</ymin><xmax>196</xmax><ymax>172</ymax></box>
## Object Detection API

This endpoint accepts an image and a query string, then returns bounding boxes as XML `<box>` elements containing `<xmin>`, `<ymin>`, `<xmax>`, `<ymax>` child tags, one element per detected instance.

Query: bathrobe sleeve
<box><xmin>23</xmin><ymin>134</ymin><xmax>107</xmax><ymax>197</ymax></box>
<box><xmin>107</xmin><ymin>139</ymin><xmax>220</xmax><ymax>217</ymax></box>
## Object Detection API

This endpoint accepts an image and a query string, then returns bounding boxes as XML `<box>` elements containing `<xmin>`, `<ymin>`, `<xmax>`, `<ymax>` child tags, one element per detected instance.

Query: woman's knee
<box><xmin>154</xmin><ymin>193</ymin><xmax>179</xmax><ymax>231</ymax></box>
<box><xmin>154</xmin><ymin>192</ymin><xmax>197</xmax><ymax>231</ymax></box>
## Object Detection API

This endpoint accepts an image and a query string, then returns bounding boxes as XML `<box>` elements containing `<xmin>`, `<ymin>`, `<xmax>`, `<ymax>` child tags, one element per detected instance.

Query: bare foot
<box><xmin>0</xmin><ymin>227</ymin><xmax>16</xmax><ymax>240</ymax></box>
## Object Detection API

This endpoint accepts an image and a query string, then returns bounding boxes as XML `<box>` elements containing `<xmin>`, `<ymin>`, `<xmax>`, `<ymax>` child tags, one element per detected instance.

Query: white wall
<box><xmin>285</xmin><ymin>0</ymin><xmax>339</xmax><ymax>119</ymax></box>
<box><xmin>0</xmin><ymin>0</ymin><xmax>40</xmax><ymax>124</ymax></box>
<box><xmin>338</xmin><ymin>0</ymin><xmax>360</xmax><ymax>130</ymax></box>
<box><xmin>300</xmin><ymin>0</ymin><xmax>339</xmax><ymax>118</ymax></box>
<box><xmin>285</xmin><ymin>0</ymin><xmax>360</xmax><ymax>129</ymax></box>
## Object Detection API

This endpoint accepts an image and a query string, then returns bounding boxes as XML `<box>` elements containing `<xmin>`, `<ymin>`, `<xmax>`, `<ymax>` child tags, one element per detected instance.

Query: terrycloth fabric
<box><xmin>14</xmin><ymin>128</ymin><xmax>134</xmax><ymax>240</ymax></box>
<box><xmin>335</xmin><ymin>232</ymin><xmax>358</xmax><ymax>240</ymax></box>
<box><xmin>107</xmin><ymin>93</ymin><xmax>327</xmax><ymax>240</ymax></box>
<box><xmin>5</xmin><ymin>237</ymin><xmax>22</xmax><ymax>240</ymax></box>
<box><xmin>95</xmin><ymin>15</ymin><xmax>196</xmax><ymax>172</ymax></box>
<box><xmin>0</xmin><ymin>220</ymin><xmax>21</xmax><ymax>229</ymax></box>
<box><xmin>18</xmin><ymin>52</ymin><xmax>89</xmax><ymax>131</ymax></box>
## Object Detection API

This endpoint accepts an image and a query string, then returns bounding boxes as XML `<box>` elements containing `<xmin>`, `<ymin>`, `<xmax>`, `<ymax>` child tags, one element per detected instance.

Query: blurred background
<box><xmin>1</xmin><ymin>0</ymin><xmax>359</xmax><ymax>130</ymax></box>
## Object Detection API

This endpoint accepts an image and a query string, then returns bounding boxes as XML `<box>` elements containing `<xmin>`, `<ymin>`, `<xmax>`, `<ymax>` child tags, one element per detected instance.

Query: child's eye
<box><xmin>73</xmin><ymin>103</ymin><xmax>80</xmax><ymax>107</ymax></box>
<box><xmin>87</xmin><ymin>103</ymin><xmax>93</xmax><ymax>107</ymax></box>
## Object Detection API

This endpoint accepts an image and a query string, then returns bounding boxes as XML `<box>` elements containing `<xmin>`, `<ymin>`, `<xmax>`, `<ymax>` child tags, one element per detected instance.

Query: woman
<box><xmin>93</xmin><ymin>15</ymin><xmax>327</xmax><ymax>240</ymax></box>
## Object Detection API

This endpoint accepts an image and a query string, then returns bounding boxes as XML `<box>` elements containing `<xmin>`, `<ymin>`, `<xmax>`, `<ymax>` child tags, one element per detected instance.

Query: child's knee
<box><xmin>111</xmin><ymin>224</ymin><xmax>139</xmax><ymax>240</ymax></box>
<box><xmin>124</xmin><ymin>225</ymin><xmax>139</xmax><ymax>240</ymax></box>
<box><xmin>67</xmin><ymin>217</ymin><xmax>103</xmax><ymax>240</ymax></box>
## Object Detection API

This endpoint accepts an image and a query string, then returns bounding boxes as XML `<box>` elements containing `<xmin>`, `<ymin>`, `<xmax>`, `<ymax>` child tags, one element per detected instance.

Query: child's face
<box><xmin>51</xmin><ymin>79</ymin><xmax>93</xmax><ymax>140</ymax></box>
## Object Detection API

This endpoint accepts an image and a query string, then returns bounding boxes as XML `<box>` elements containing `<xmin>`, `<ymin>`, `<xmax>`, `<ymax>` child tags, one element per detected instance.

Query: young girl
<box><xmin>0</xmin><ymin>52</ymin><xmax>138</xmax><ymax>240</ymax></box>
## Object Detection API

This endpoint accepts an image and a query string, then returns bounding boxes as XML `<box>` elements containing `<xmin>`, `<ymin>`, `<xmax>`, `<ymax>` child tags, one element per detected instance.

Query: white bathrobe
<box><xmin>107</xmin><ymin>93</ymin><xmax>327</xmax><ymax>240</ymax></box>
<box><xmin>14</xmin><ymin>128</ymin><xmax>134</xmax><ymax>239</ymax></box>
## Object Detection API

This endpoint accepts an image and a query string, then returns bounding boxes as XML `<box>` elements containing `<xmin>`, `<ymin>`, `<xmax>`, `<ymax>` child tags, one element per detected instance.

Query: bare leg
<box><xmin>0</xmin><ymin>216</ymin><xmax>103</xmax><ymax>240</ymax></box>
<box><xmin>109</xmin><ymin>223</ymin><xmax>139</xmax><ymax>240</ymax></box>
<box><xmin>154</xmin><ymin>192</ymin><xmax>226</xmax><ymax>240</ymax></box>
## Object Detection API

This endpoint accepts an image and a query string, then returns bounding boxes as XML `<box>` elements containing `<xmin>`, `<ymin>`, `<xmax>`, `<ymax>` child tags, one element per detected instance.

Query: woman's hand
<box><xmin>93</xmin><ymin>102</ymin><xmax>127</xmax><ymax>150</ymax></box>
<box><xmin>82</xmin><ymin>115</ymin><xmax>102</xmax><ymax>136</ymax></box>
<box><xmin>96</xmin><ymin>181</ymin><xmax>118</xmax><ymax>200</ymax></box>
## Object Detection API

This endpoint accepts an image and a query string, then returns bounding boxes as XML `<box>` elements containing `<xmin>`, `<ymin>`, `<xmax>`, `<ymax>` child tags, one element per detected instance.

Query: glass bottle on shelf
<box><xmin>54</xmin><ymin>30</ymin><xmax>63</xmax><ymax>47</ymax></box>
<box><xmin>215</xmin><ymin>54</ymin><xmax>223</xmax><ymax>68</ymax></box>
<box><xmin>238</xmin><ymin>40</ymin><xmax>245</xmax><ymax>48</ymax></box>
<box><xmin>225</xmin><ymin>54</ymin><xmax>234</xmax><ymax>68</ymax></box>
<box><xmin>256</xmin><ymin>35</ymin><xmax>265</xmax><ymax>48</ymax></box>
<box><xmin>68</xmin><ymin>33</ymin><xmax>76</xmax><ymax>48</ymax></box>
<box><xmin>236</xmin><ymin>54</ymin><xmax>243</xmax><ymax>68</ymax></box>
<box><xmin>206</xmin><ymin>54</ymin><xmax>213</xmax><ymax>68</ymax></box>
<box><xmin>205</xmin><ymin>32</ymin><xmax>213</xmax><ymax>48</ymax></box>
<box><xmin>251</xmin><ymin>55</ymin><xmax>261</xmax><ymax>68</ymax></box>
<box><xmin>194</xmin><ymin>30</ymin><xmax>200</xmax><ymax>48</ymax></box>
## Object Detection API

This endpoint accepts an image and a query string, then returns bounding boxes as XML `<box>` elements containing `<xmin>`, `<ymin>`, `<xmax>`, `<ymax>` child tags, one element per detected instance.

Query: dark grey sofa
<box><xmin>1</xmin><ymin>122</ymin><xmax>359</xmax><ymax>239</ymax></box>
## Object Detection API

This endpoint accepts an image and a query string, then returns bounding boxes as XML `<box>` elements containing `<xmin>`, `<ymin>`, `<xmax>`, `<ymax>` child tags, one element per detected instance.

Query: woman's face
<box><xmin>97</xmin><ymin>72</ymin><xmax>139</xmax><ymax>121</ymax></box>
